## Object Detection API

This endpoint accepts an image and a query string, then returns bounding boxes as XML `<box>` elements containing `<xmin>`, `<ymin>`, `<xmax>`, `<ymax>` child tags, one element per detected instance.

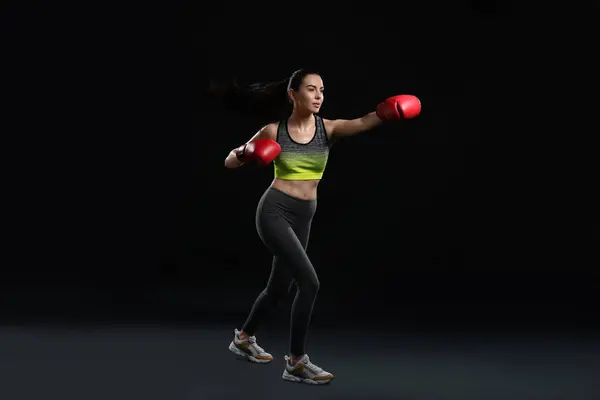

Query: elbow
<box><xmin>224</xmin><ymin>151</ymin><xmax>242</xmax><ymax>169</ymax></box>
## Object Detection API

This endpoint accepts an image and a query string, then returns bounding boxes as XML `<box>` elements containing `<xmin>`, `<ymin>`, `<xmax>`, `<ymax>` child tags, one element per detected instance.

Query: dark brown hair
<box><xmin>208</xmin><ymin>69</ymin><xmax>321</xmax><ymax>122</ymax></box>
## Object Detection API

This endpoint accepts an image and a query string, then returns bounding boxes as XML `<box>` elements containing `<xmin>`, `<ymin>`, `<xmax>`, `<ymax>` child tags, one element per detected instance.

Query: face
<box><xmin>289</xmin><ymin>74</ymin><xmax>324</xmax><ymax>114</ymax></box>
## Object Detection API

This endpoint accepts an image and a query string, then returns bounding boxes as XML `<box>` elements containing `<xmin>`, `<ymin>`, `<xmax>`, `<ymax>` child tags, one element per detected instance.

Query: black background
<box><xmin>3</xmin><ymin>1</ymin><xmax>599</xmax><ymax>331</ymax></box>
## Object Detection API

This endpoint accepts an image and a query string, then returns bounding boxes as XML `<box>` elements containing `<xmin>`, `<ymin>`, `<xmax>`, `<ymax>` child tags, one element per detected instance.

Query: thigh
<box><xmin>259</xmin><ymin>215</ymin><xmax>318</xmax><ymax>287</ymax></box>
<box><xmin>291</xmin><ymin>219</ymin><xmax>312</xmax><ymax>251</ymax></box>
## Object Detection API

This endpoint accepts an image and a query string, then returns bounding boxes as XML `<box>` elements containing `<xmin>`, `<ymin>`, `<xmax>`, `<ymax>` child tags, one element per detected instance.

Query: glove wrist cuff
<box><xmin>375</xmin><ymin>103</ymin><xmax>389</xmax><ymax>121</ymax></box>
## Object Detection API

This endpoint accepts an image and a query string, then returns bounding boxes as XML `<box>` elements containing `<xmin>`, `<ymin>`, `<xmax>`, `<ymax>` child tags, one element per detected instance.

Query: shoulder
<box><xmin>258</xmin><ymin>122</ymin><xmax>279</xmax><ymax>141</ymax></box>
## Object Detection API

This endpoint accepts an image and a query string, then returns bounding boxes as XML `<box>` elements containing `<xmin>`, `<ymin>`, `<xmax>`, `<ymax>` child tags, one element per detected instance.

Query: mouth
<box><xmin>312</xmin><ymin>103</ymin><xmax>321</xmax><ymax>108</ymax></box>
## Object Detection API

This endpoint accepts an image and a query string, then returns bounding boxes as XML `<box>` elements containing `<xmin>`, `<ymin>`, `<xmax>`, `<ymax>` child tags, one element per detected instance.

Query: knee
<box><xmin>312</xmin><ymin>277</ymin><xmax>320</xmax><ymax>294</ymax></box>
<box><xmin>296</xmin><ymin>275</ymin><xmax>320</xmax><ymax>297</ymax></box>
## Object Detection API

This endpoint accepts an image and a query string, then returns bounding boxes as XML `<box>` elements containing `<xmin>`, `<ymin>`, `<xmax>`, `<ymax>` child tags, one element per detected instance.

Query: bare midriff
<box><xmin>271</xmin><ymin>178</ymin><xmax>320</xmax><ymax>201</ymax></box>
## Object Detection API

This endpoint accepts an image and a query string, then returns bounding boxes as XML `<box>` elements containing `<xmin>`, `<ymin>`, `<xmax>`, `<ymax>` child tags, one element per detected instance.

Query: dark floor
<box><xmin>0</xmin><ymin>321</ymin><xmax>598</xmax><ymax>400</ymax></box>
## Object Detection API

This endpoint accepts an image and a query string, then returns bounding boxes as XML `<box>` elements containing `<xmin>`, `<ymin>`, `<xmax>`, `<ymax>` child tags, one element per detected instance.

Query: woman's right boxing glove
<box><xmin>236</xmin><ymin>139</ymin><xmax>281</xmax><ymax>166</ymax></box>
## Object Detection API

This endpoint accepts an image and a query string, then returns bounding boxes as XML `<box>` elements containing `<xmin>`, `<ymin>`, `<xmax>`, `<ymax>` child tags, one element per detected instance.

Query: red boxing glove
<box><xmin>236</xmin><ymin>139</ymin><xmax>281</xmax><ymax>166</ymax></box>
<box><xmin>376</xmin><ymin>95</ymin><xmax>421</xmax><ymax>121</ymax></box>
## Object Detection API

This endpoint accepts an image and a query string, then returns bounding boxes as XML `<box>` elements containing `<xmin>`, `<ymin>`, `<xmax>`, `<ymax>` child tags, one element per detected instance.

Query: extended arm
<box><xmin>326</xmin><ymin>95</ymin><xmax>421</xmax><ymax>139</ymax></box>
<box><xmin>326</xmin><ymin>112</ymin><xmax>382</xmax><ymax>137</ymax></box>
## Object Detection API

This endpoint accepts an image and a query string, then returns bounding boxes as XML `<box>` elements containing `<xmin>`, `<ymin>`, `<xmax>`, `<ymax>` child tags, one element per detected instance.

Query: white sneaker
<box><xmin>228</xmin><ymin>329</ymin><xmax>273</xmax><ymax>364</ymax></box>
<box><xmin>282</xmin><ymin>354</ymin><xmax>334</xmax><ymax>384</ymax></box>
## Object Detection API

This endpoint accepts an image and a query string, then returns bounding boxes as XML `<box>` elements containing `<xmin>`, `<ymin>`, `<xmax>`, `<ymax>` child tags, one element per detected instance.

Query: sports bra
<box><xmin>273</xmin><ymin>115</ymin><xmax>330</xmax><ymax>180</ymax></box>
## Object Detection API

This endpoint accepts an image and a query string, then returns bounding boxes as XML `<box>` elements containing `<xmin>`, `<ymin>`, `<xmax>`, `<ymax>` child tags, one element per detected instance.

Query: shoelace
<box><xmin>303</xmin><ymin>357</ymin><xmax>323</xmax><ymax>373</ymax></box>
<box><xmin>248</xmin><ymin>336</ymin><xmax>265</xmax><ymax>353</ymax></box>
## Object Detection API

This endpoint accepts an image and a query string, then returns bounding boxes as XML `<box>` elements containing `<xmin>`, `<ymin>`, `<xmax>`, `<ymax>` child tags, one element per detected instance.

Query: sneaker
<box><xmin>228</xmin><ymin>329</ymin><xmax>273</xmax><ymax>364</ymax></box>
<box><xmin>282</xmin><ymin>354</ymin><xmax>334</xmax><ymax>385</ymax></box>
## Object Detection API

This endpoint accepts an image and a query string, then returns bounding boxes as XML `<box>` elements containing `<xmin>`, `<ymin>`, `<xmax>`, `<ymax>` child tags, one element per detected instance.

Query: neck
<box><xmin>288</xmin><ymin>110</ymin><xmax>314</xmax><ymax>130</ymax></box>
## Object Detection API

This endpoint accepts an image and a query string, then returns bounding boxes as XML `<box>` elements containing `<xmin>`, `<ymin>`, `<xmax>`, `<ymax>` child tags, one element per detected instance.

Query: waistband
<box><xmin>267</xmin><ymin>187</ymin><xmax>316</xmax><ymax>205</ymax></box>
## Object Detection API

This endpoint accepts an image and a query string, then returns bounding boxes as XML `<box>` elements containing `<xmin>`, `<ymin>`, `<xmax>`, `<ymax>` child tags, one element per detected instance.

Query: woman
<box><xmin>218</xmin><ymin>69</ymin><xmax>421</xmax><ymax>384</ymax></box>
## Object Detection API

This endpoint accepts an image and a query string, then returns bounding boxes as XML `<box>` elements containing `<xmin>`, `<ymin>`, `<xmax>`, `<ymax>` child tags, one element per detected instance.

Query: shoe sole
<box><xmin>282</xmin><ymin>370</ymin><xmax>333</xmax><ymax>385</ymax></box>
<box><xmin>228</xmin><ymin>341</ymin><xmax>273</xmax><ymax>364</ymax></box>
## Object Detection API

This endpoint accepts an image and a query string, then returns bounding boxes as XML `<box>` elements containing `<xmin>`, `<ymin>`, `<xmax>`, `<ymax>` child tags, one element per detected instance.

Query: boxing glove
<box><xmin>236</xmin><ymin>139</ymin><xmax>281</xmax><ymax>166</ymax></box>
<box><xmin>376</xmin><ymin>95</ymin><xmax>421</xmax><ymax>121</ymax></box>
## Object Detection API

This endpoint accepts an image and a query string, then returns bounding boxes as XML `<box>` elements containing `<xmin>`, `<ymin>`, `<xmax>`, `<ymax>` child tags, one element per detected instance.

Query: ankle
<box><xmin>290</xmin><ymin>354</ymin><xmax>304</xmax><ymax>365</ymax></box>
<box><xmin>238</xmin><ymin>330</ymin><xmax>249</xmax><ymax>340</ymax></box>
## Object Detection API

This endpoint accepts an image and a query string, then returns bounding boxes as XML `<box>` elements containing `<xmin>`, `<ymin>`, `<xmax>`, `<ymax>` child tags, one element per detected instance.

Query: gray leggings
<box><xmin>241</xmin><ymin>187</ymin><xmax>319</xmax><ymax>356</ymax></box>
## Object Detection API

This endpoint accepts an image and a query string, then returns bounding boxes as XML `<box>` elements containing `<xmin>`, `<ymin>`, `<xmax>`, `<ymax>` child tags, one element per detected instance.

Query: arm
<box><xmin>326</xmin><ymin>94</ymin><xmax>422</xmax><ymax>140</ymax></box>
<box><xmin>325</xmin><ymin>112</ymin><xmax>383</xmax><ymax>139</ymax></box>
<box><xmin>224</xmin><ymin>123</ymin><xmax>278</xmax><ymax>169</ymax></box>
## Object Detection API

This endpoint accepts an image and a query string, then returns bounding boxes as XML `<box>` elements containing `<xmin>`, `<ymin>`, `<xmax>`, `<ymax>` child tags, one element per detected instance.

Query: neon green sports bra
<box><xmin>273</xmin><ymin>115</ymin><xmax>330</xmax><ymax>180</ymax></box>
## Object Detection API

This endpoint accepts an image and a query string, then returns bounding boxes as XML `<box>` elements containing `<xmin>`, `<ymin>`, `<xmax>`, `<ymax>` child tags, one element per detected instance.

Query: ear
<box><xmin>287</xmin><ymin>89</ymin><xmax>295</xmax><ymax>102</ymax></box>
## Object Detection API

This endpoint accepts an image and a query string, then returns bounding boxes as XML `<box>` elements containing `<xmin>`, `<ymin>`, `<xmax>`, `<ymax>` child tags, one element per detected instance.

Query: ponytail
<box><xmin>208</xmin><ymin>69</ymin><xmax>320</xmax><ymax>123</ymax></box>
<box><xmin>208</xmin><ymin>76</ymin><xmax>291</xmax><ymax>122</ymax></box>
